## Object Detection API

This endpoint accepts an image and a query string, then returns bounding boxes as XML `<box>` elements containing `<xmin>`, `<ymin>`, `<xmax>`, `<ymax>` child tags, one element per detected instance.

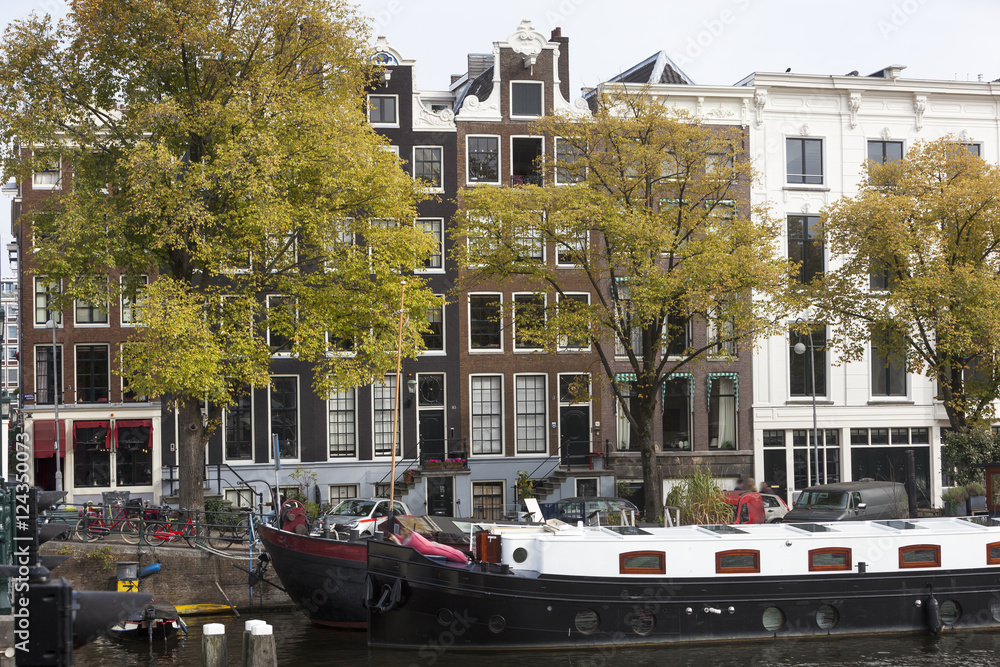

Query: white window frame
<box><xmin>509</xmin><ymin>135</ymin><xmax>545</xmax><ymax>187</ymax></box>
<box><xmin>416</xmin><ymin>218</ymin><xmax>445</xmax><ymax>273</ymax></box>
<box><xmin>329</xmin><ymin>484</ymin><xmax>360</xmax><ymax>504</ymax></box>
<box><xmin>223</xmin><ymin>389</ymin><xmax>254</xmax><ymax>462</ymax></box>
<box><xmin>554</xmin><ymin>137</ymin><xmax>586</xmax><ymax>185</ymax></box>
<box><xmin>34</xmin><ymin>278</ymin><xmax>61</xmax><ymax>326</ymax></box>
<box><xmin>785</xmin><ymin>136</ymin><xmax>825</xmax><ymax>186</ymax></box>
<box><xmin>514</xmin><ymin>373</ymin><xmax>548</xmax><ymax>455</ymax></box>
<box><xmin>328</xmin><ymin>388</ymin><xmax>358</xmax><ymax>460</ymax></box>
<box><xmin>367</xmin><ymin>94</ymin><xmax>399</xmax><ymax>127</ymax></box>
<box><xmin>510</xmin><ymin>80</ymin><xmax>544</xmax><ymax>118</ymax></box>
<box><xmin>466</xmin><ymin>135</ymin><xmax>501</xmax><ymax>185</ymax></box>
<box><xmin>75</xmin><ymin>342</ymin><xmax>110</xmax><ymax>403</ymax></box>
<box><xmin>470</xmin><ymin>374</ymin><xmax>504</xmax><ymax>457</ymax></box>
<box><xmin>555</xmin><ymin>227</ymin><xmax>588</xmax><ymax>267</ymax></box>
<box><xmin>32</xmin><ymin>155</ymin><xmax>61</xmax><ymax>190</ymax></box>
<box><xmin>120</xmin><ymin>274</ymin><xmax>148</xmax><ymax>326</ymax></box>
<box><xmin>468</xmin><ymin>292</ymin><xmax>503</xmax><ymax>353</ymax></box>
<box><xmin>513</xmin><ymin>292</ymin><xmax>546</xmax><ymax>352</ymax></box>
<box><xmin>74</xmin><ymin>297</ymin><xmax>109</xmax><ymax>327</ymax></box>
<box><xmin>412</xmin><ymin>146</ymin><xmax>444</xmax><ymax>192</ymax></box>
<box><xmin>267</xmin><ymin>374</ymin><xmax>301</xmax><ymax>462</ymax></box>
<box><xmin>266</xmin><ymin>294</ymin><xmax>295</xmax><ymax>357</ymax></box>
<box><xmin>419</xmin><ymin>298</ymin><xmax>446</xmax><ymax>356</ymax></box>
<box><xmin>558</xmin><ymin>292</ymin><xmax>591</xmax><ymax>351</ymax></box>
<box><xmin>372</xmin><ymin>375</ymin><xmax>402</xmax><ymax>460</ymax></box>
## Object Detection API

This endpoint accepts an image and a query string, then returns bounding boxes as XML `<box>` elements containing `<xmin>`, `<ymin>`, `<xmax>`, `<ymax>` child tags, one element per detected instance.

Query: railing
<box><xmin>560</xmin><ymin>439</ymin><xmax>610</xmax><ymax>470</ymax></box>
<box><xmin>418</xmin><ymin>437</ymin><xmax>469</xmax><ymax>468</ymax></box>
<box><xmin>510</xmin><ymin>174</ymin><xmax>543</xmax><ymax>186</ymax></box>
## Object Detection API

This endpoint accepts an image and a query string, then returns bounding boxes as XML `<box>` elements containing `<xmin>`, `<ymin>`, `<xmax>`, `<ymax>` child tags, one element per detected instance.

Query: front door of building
<box><xmin>560</xmin><ymin>405</ymin><xmax>591</xmax><ymax>466</ymax></box>
<box><xmin>427</xmin><ymin>476</ymin><xmax>453</xmax><ymax>516</ymax></box>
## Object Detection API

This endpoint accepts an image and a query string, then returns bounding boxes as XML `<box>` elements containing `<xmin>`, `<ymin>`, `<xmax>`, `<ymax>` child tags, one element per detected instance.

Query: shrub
<box><xmin>666</xmin><ymin>468</ymin><xmax>731</xmax><ymax>526</ymax></box>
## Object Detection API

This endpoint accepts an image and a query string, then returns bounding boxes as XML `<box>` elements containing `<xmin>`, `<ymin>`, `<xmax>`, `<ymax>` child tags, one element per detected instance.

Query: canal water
<box><xmin>74</xmin><ymin>608</ymin><xmax>1000</xmax><ymax>666</ymax></box>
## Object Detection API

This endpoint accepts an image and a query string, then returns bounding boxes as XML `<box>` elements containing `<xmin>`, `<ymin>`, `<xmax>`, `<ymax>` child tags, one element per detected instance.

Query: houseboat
<box><xmin>366</xmin><ymin>516</ymin><xmax>1000</xmax><ymax>648</ymax></box>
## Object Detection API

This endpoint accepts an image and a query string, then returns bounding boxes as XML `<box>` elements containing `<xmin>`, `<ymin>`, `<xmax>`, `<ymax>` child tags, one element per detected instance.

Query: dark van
<box><xmin>783</xmin><ymin>481</ymin><xmax>907</xmax><ymax>522</ymax></box>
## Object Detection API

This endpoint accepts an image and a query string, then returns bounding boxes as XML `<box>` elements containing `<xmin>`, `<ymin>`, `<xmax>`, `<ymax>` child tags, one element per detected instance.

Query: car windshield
<box><xmin>330</xmin><ymin>500</ymin><xmax>376</xmax><ymax>517</ymax></box>
<box><xmin>796</xmin><ymin>491</ymin><xmax>848</xmax><ymax>509</ymax></box>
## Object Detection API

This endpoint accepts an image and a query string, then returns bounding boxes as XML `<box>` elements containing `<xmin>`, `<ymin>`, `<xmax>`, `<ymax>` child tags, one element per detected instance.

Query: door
<box><xmin>417</xmin><ymin>374</ymin><xmax>445</xmax><ymax>461</ymax></box>
<box><xmin>427</xmin><ymin>476</ymin><xmax>453</xmax><ymax>516</ymax></box>
<box><xmin>560</xmin><ymin>406</ymin><xmax>590</xmax><ymax>466</ymax></box>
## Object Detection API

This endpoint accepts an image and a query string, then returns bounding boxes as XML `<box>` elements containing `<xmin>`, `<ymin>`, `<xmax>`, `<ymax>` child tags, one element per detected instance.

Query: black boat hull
<box><xmin>366</xmin><ymin>540</ymin><xmax>1000</xmax><ymax>648</ymax></box>
<box><xmin>258</xmin><ymin>523</ymin><xmax>368</xmax><ymax>628</ymax></box>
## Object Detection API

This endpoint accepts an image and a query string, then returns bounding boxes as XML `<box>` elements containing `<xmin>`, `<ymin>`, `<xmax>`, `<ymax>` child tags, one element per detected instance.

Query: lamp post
<box><xmin>45</xmin><ymin>318</ymin><xmax>62</xmax><ymax>492</ymax></box>
<box><xmin>793</xmin><ymin>318</ymin><xmax>820</xmax><ymax>487</ymax></box>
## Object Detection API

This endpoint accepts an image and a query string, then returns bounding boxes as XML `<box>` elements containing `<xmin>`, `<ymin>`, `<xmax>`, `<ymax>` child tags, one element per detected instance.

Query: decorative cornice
<box><xmin>506</xmin><ymin>20</ymin><xmax>547</xmax><ymax>57</ymax></box>
<box><xmin>753</xmin><ymin>89</ymin><xmax>767</xmax><ymax>127</ymax></box>
<box><xmin>848</xmin><ymin>92</ymin><xmax>861</xmax><ymax>129</ymax></box>
<box><xmin>913</xmin><ymin>94</ymin><xmax>927</xmax><ymax>131</ymax></box>
<box><xmin>412</xmin><ymin>95</ymin><xmax>456</xmax><ymax>131</ymax></box>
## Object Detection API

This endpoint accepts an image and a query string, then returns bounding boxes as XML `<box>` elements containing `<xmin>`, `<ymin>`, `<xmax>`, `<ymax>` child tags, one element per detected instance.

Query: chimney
<box><xmin>551</xmin><ymin>28</ymin><xmax>570</xmax><ymax>101</ymax></box>
<box><xmin>467</xmin><ymin>53</ymin><xmax>493</xmax><ymax>80</ymax></box>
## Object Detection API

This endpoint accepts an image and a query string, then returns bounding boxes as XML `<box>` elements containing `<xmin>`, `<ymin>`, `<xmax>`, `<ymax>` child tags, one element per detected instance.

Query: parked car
<box><xmin>538</xmin><ymin>497</ymin><xmax>639</xmax><ymax>526</ymax></box>
<box><xmin>760</xmin><ymin>493</ymin><xmax>789</xmax><ymax>523</ymax></box>
<box><xmin>722</xmin><ymin>491</ymin><xmax>766</xmax><ymax>524</ymax></box>
<box><xmin>320</xmin><ymin>498</ymin><xmax>410</xmax><ymax>536</ymax></box>
<box><xmin>782</xmin><ymin>481</ymin><xmax>907</xmax><ymax>522</ymax></box>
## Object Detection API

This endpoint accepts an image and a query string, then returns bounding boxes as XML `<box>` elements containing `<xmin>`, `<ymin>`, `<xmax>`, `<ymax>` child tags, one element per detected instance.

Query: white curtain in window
<box><xmin>617</xmin><ymin>397</ymin><xmax>631</xmax><ymax>451</ymax></box>
<box><xmin>717</xmin><ymin>377</ymin><xmax>736</xmax><ymax>447</ymax></box>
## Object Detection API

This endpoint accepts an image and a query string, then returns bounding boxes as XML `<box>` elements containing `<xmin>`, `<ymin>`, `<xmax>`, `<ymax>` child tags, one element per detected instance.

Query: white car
<box><xmin>320</xmin><ymin>498</ymin><xmax>410</xmax><ymax>536</ymax></box>
<box><xmin>760</xmin><ymin>493</ymin><xmax>789</xmax><ymax>523</ymax></box>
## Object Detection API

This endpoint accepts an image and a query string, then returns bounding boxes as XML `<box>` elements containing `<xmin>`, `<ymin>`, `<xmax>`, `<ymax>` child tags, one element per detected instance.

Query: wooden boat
<box><xmin>174</xmin><ymin>604</ymin><xmax>235</xmax><ymax>616</ymax></box>
<box><xmin>109</xmin><ymin>601</ymin><xmax>186</xmax><ymax>642</ymax></box>
<box><xmin>366</xmin><ymin>516</ymin><xmax>1000</xmax><ymax>649</ymax></box>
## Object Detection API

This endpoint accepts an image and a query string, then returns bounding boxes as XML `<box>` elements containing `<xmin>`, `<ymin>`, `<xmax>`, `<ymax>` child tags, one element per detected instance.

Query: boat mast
<box><xmin>390</xmin><ymin>280</ymin><xmax>407</xmax><ymax>506</ymax></box>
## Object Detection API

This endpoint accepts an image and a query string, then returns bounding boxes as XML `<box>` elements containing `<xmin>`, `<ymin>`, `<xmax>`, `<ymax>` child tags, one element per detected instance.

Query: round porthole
<box><xmin>816</xmin><ymin>604</ymin><xmax>839</xmax><ymax>631</ymax></box>
<box><xmin>629</xmin><ymin>609</ymin><xmax>655</xmax><ymax>636</ymax></box>
<box><xmin>437</xmin><ymin>608</ymin><xmax>454</xmax><ymax>626</ymax></box>
<box><xmin>991</xmin><ymin>599</ymin><xmax>1000</xmax><ymax>623</ymax></box>
<box><xmin>940</xmin><ymin>600</ymin><xmax>961</xmax><ymax>626</ymax></box>
<box><xmin>513</xmin><ymin>547</ymin><xmax>528</xmax><ymax>563</ymax></box>
<box><xmin>488</xmin><ymin>615</ymin><xmax>506</xmax><ymax>633</ymax></box>
<box><xmin>762</xmin><ymin>606</ymin><xmax>785</xmax><ymax>632</ymax></box>
<box><xmin>575</xmin><ymin>609</ymin><xmax>600</xmax><ymax>635</ymax></box>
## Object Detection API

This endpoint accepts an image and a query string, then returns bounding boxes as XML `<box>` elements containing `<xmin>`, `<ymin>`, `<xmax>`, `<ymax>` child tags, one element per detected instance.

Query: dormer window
<box><xmin>511</xmin><ymin>81</ymin><xmax>543</xmax><ymax>118</ymax></box>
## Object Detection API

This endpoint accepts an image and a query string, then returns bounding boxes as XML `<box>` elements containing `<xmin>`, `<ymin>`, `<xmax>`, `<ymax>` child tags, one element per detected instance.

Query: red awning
<box><xmin>33</xmin><ymin>420</ymin><xmax>67</xmax><ymax>458</ymax></box>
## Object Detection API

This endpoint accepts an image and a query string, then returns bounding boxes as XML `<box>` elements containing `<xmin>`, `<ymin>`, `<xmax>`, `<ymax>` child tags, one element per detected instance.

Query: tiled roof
<box><xmin>605</xmin><ymin>51</ymin><xmax>694</xmax><ymax>86</ymax></box>
<box><xmin>454</xmin><ymin>65</ymin><xmax>494</xmax><ymax>113</ymax></box>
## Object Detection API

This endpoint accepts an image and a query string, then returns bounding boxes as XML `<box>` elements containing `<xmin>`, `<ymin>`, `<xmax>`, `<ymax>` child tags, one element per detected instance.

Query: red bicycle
<box><xmin>75</xmin><ymin>499</ymin><xmax>142</xmax><ymax>544</ymax></box>
<box><xmin>142</xmin><ymin>510</ymin><xmax>203</xmax><ymax>547</ymax></box>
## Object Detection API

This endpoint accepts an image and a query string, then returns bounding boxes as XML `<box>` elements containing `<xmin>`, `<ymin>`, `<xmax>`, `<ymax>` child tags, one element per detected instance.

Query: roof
<box><xmin>453</xmin><ymin>65</ymin><xmax>494</xmax><ymax>113</ymax></box>
<box><xmin>604</xmin><ymin>51</ymin><xmax>694</xmax><ymax>86</ymax></box>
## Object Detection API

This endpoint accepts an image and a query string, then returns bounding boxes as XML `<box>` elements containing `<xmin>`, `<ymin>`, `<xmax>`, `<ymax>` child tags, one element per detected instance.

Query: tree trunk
<box><xmin>634</xmin><ymin>395</ymin><xmax>661</xmax><ymax>522</ymax></box>
<box><xmin>177</xmin><ymin>397</ymin><xmax>207</xmax><ymax>511</ymax></box>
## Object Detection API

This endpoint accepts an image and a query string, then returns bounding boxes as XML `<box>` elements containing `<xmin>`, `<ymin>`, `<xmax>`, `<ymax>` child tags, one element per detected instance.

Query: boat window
<box><xmin>987</xmin><ymin>542</ymin><xmax>1000</xmax><ymax>565</ymax></box>
<box><xmin>876</xmin><ymin>520</ymin><xmax>919</xmax><ymax>530</ymax></box>
<box><xmin>808</xmin><ymin>547</ymin><xmax>852</xmax><ymax>572</ymax></box>
<box><xmin>619</xmin><ymin>551</ymin><xmax>665</xmax><ymax>575</ymax></box>
<box><xmin>699</xmin><ymin>525</ymin><xmax>747</xmax><ymax>535</ymax></box>
<box><xmin>606</xmin><ymin>526</ymin><xmax>650</xmax><ymax>536</ymax></box>
<box><xmin>787</xmin><ymin>523</ymin><xmax>835</xmax><ymax>533</ymax></box>
<box><xmin>715</xmin><ymin>549</ymin><xmax>760</xmax><ymax>573</ymax></box>
<box><xmin>898</xmin><ymin>544</ymin><xmax>941</xmax><ymax>568</ymax></box>
<box><xmin>574</xmin><ymin>609</ymin><xmax>600</xmax><ymax>635</ymax></box>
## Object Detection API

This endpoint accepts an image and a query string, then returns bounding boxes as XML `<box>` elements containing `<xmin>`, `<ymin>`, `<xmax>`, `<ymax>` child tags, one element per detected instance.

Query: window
<box><xmin>556</xmin><ymin>226</ymin><xmax>588</xmax><ymax>266</ymax></box>
<box><xmin>870</xmin><ymin>257</ymin><xmax>892</xmax><ymax>291</ymax></box>
<box><xmin>515</xmin><ymin>375</ymin><xmax>547</xmax><ymax>454</ymax></box>
<box><xmin>715</xmin><ymin>549</ymin><xmax>760</xmax><ymax>573</ymax></box>
<box><xmin>809</xmin><ymin>547</ymin><xmax>852</xmax><ymax>572</ymax></box>
<box><xmin>663</xmin><ymin>305</ymin><xmax>690</xmax><ymax>357</ymax></box>
<box><xmin>270</xmin><ymin>376</ymin><xmax>299</xmax><ymax>459</ymax></box>
<box><xmin>513</xmin><ymin>293</ymin><xmax>545</xmax><ymax>350</ymax></box>
<box><xmin>987</xmin><ymin>542</ymin><xmax>1000</xmax><ymax>565</ymax></box>
<box><xmin>467</xmin><ymin>136</ymin><xmax>500</xmax><ymax>184</ymax></box>
<box><xmin>898</xmin><ymin>544</ymin><xmax>941</xmax><ymax>569</ymax></box>
<box><xmin>418</xmin><ymin>218</ymin><xmax>444</xmax><ymax>271</ymax></box>
<box><xmin>120</xmin><ymin>343</ymin><xmax>147</xmax><ymax>402</ymax></box>
<box><xmin>32</xmin><ymin>155</ymin><xmax>61</xmax><ymax>189</ymax></box>
<box><xmin>472</xmin><ymin>481</ymin><xmax>505</xmax><ymax>520</ymax></box>
<box><xmin>75</xmin><ymin>299</ymin><xmax>108</xmax><ymax>325</ymax></box>
<box><xmin>786</xmin><ymin>137</ymin><xmax>823</xmax><ymax>184</ymax></box>
<box><xmin>115</xmin><ymin>420</ymin><xmax>152</xmax><ymax>486</ymax></box>
<box><xmin>794</xmin><ymin>429</ymin><xmax>840</xmax><ymax>487</ymax></box>
<box><xmin>510</xmin><ymin>81</ymin><xmax>543</xmax><ymax>117</ymax></box>
<box><xmin>121</xmin><ymin>275</ymin><xmax>148</xmax><ymax>325</ymax></box>
<box><xmin>367</xmin><ymin>95</ymin><xmax>398</xmax><ymax>125</ymax></box>
<box><xmin>328</xmin><ymin>389</ymin><xmax>356</xmax><ymax>458</ymax></box>
<box><xmin>558</xmin><ymin>293</ymin><xmax>590</xmax><ymax>350</ymax></box>
<box><xmin>960</xmin><ymin>143</ymin><xmax>982</xmax><ymax>157</ymax></box>
<box><xmin>872</xmin><ymin>326</ymin><xmax>906</xmax><ymax>397</ymax></box>
<box><xmin>788</xmin><ymin>215</ymin><xmax>823</xmax><ymax>283</ymax></box>
<box><xmin>617</xmin><ymin>379</ymin><xmax>639</xmax><ymax>452</ymax></box>
<box><xmin>225</xmin><ymin>488</ymin><xmax>255</xmax><ymax>508</ymax></box>
<box><xmin>267</xmin><ymin>295</ymin><xmax>294</xmax><ymax>353</ymax></box>
<box><xmin>413</xmin><ymin>147</ymin><xmax>443</xmax><ymax>190</ymax></box>
<box><xmin>469</xmin><ymin>294</ymin><xmax>502</xmax><ymax>350</ymax></box>
<box><xmin>790</xmin><ymin>324</ymin><xmax>827</xmax><ymax>396</ymax></box>
<box><xmin>421</xmin><ymin>302</ymin><xmax>444</xmax><ymax>352</ymax></box>
<box><xmin>35</xmin><ymin>345</ymin><xmax>62</xmax><ymax>405</ymax></box>
<box><xmin>76</xmin><ymin>345</ymin><xmax>109</xmax><ymax>403</ymax></box>
<box><xmin>708</xmin><ymin>374</ymin><xmax>737</xmax><ymax>450</ymax></box>
<box><xmin>619</xmin><ymin>551</ymin><xmax>666</xmax><ymax>575</ymax></box>
<box><xmin>329</xmin><ymin>484</ymin><xmax>359</xmax><ymax>504</ymax></box>
<box><xmin>471</xmin><ymin>375</ymin><xmax>503</xmax><ymax>455</ymax></box>
<box><xmin>868</xmin><ymin>140</ymin><xmax>903</xmax><ymax>164</ymax></box>
<box><xmin>662</xmin><ymin>376</ymin><xmax>691</xmax><ymax>450</ymax></box>
<box><xmin>74</xmin><ymin>422</ymin><xmax>110</xmax><ymax>487</ymax></box>
<box><xmin>224</xmin><ymin>389</ymin><xmax>253</xmax><ymax>460</ymax></box>
<box><xmin>707</xmin><ymin>307</ymin><xmax>736</xmax><ymax>357</ymax></box>
<box><xmin>516</xmin><ymin>225</ymin><xmax>544</xmax><ymax>262</ymax></box>
<box><xmin>511</xmin><ymin>137</ymin><xmax>543</xmax><ymax>186</ymax></box>
<box><xmin>34</xmin><ymin>279</ymin><xmax>61</xmax><ymax>325</ymax></box>
<box><xmin>555</xmin><ymin>138</ymin><xmax>585</xmax><ymax>184</ymax></box>
<box><xmin>373</xmin><ymin>375</ymin><xmax>401</xmax><ymax>457</ymax></box>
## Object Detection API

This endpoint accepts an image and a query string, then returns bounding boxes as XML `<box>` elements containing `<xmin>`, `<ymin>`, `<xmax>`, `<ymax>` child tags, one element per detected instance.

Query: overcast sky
<box><xmin>4</xmin><ymin>0</ymin><xmax>1000</xmax><ymax>278</ymax></box>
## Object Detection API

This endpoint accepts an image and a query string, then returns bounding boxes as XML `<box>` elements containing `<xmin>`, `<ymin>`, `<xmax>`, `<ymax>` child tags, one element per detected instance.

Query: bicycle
<box><xmin>142</xmin><ymin>509</ymin><xmax>202</xmax><ymax>547</ymax></box>
<box><xmin>75</xmin><ymin>499</ymin><xmax>142</xmax><ymax>544</ymax></box>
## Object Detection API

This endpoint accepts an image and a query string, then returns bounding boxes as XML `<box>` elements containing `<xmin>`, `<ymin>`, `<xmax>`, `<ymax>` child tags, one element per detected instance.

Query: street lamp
<box><xmin>793</xmin><ymin>318</ymin><xmax>820</xmax><ymax>487</ymax></box>
<box><xmin>45</xmin><ymin>318</ymin><xmax>62</xmax><ymax>492</ymax></box>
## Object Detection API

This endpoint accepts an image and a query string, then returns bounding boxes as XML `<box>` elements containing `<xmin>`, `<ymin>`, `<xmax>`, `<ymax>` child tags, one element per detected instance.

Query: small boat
<box><xmin>109</xmin><ymin>601</ymin><xmax>186</xmax><ymax>643</ymax></box>
<box><xmin>366</xmin><ymin>516</ymin><xmax>1000</xmax><ymax>649</ymax></box>
<box><xmin>174</xmin><ymin>604</ymin><xmax>235</xmax><ymax>616</ymax></box>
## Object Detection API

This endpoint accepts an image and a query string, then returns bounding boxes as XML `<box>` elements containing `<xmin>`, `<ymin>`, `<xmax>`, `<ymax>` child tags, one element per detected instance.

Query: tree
<box><xmin>0</xmin><ymin>0</ymin><xmax>438</xmax><ymax>510</ymax></box>
<box><xmin>455</xmin><ymin>91</ymin><xmax>793</xmax><ymax>521</ymax></box>
<box><xmin>815</xmin><ymin>137</ymin><xmax>1000</xmax><ymax>432</ymax></box>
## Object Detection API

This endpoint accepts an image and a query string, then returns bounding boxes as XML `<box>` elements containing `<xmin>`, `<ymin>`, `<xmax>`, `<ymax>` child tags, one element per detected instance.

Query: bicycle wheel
<box><xmin>75</xmin><ymin>517</ymin><xmax>105</xmax><ymax>542</ymax></box>
<box><xmin>143</xmin><ymin>521</ymin><xmax>169</xmax><ymax>546</ymax></box>
<box><xmin>47</xmin><ymin>518</ymin><xmax>73</xmax><ymax>541</ymax></box>
<box><xmin>120</xmin><ymin>518</ymin><xmax>141</xmax><ymax>545</ymax></box>
<box><xmin>183</xmin><ymin>522</ymin><xmax>204</xmax><ymax>549</ymax></box>
<box><xmin>204</xmin><ymin>525</ymin><xmax>234</xmax><ymax>550</ymax></box>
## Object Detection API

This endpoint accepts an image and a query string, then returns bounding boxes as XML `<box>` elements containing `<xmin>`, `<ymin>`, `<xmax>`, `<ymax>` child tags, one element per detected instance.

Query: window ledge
<box><xmin>785</xmin><ymin>399</ymin><xmax>835</xmax><ymax>405</ymax></box>
<box><xmin>783</xmin><ymin>185</ymin><xmax>830</xmax><ymax>192</ymax></box>
<box><xmin>867</xmin><ymin>399</ymin><xmax>914</xmax><ymax>405</ymax></box>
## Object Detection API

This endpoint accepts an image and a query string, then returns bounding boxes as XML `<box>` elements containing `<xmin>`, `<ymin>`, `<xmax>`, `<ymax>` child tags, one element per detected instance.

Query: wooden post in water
<box><xmin>246</xmin><ymin>623</ymin><xmax>277</xmax><ymax>667</ymax></box>
<box><xmin>242</xmin><ymin>619</ymin><xmax>266</xmax><ymax>666</ymax></box>
<box><xmin>202</xmin><ymin>623</ymin><xmax>227</xmax><ymax>667</ymax></box>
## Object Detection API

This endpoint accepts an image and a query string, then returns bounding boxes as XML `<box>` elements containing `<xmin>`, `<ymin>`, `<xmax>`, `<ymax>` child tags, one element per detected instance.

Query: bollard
<box><xmin>242</xmin><ymin>619</ymin><xmax>266</xmax><ymax>666</ymax></box>
<box><xmin>246</xmin><ymin>623</ymin><xmax>277</xmax><ymax>667</ymax></box>
<box><xmin>202</xmin><ymin>623</ymin><xmax>227</xmax><ymax>667</ymax></box>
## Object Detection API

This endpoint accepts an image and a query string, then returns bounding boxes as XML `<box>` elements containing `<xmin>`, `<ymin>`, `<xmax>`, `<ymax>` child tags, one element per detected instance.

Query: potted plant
<box><xmin>966</xmin><ymin>481</ymin><xmax>988</xmax><ymax>515</ymax></box>
<box><xmin>941</xmin><ymin>486</ymin><xmax>969</xmax><ymax>517</ymax></box>
<box><xmin>403</xmin><ymin>469</ymin><xmax>414</xmax><ymax>483</ymax></box>
<box><xmin>516</xmin><ymin>471</ymin><xmax>533</xmax><ymax>499</ymax></box>
<box><xmin>424</xmin><ymin>459</ymin><xmax>443</xmax><ymax>470</ymax></box>
<box><xmin>444</xmin><ymin>458</ymin><xmax>466</xmax><ymax>469</ymax></box>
